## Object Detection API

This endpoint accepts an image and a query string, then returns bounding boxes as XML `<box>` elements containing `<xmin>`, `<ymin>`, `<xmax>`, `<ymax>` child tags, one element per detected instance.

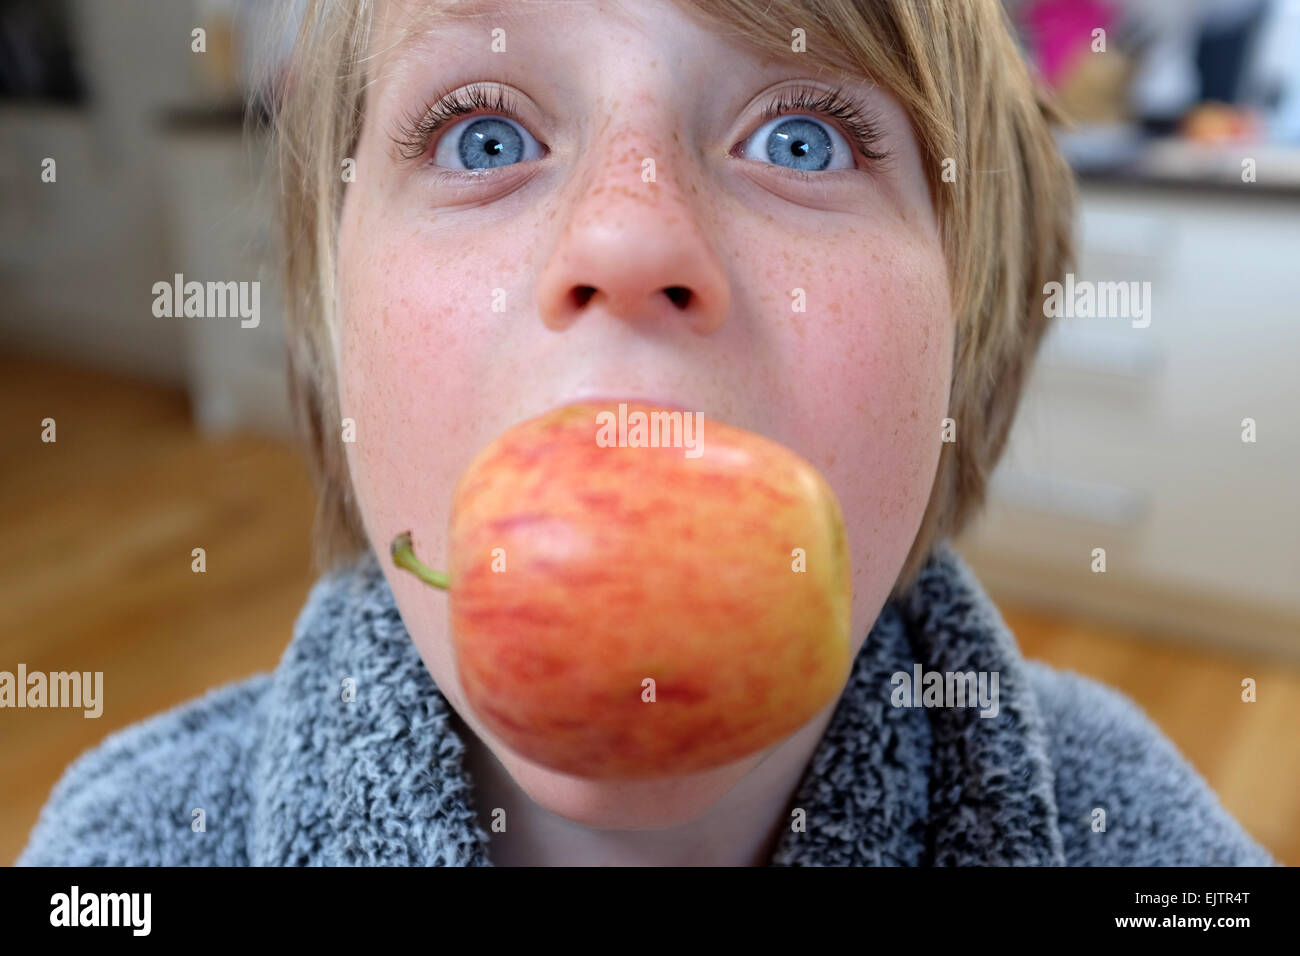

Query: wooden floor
<box><xmin>2</xmin><ymin>355</ymin><xmax>1296</xmax><ymax>865</ymax></box>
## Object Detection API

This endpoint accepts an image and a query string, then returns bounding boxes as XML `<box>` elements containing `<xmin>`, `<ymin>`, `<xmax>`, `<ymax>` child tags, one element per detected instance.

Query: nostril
<box><xmin>570</xmin><ymin>285</ymin><xmax>597</xmax><ymax>309</ymax></box>
<box><xmin>663</xmin><ymin>286</ymin><xmax>691</xmax><ymax>309</ymax></box>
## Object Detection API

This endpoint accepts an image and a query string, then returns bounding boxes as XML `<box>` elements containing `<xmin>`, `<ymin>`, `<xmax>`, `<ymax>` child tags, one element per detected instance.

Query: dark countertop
<box><xmin>1065</xmin><ymin>134</ymin><xmax>1300</xmax><ymax>200</ymax></box>
<box><xmin>1076</xmin><ymin>167</ymin><xmax>1300</xmax><ymax>199</ymax></box>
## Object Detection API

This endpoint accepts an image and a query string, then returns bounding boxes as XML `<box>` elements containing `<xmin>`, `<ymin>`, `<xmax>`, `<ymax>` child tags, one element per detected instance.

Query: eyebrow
<box><xmin>417</xmin><ymin>0</ymin><xmax>541</xmax><ymax>22</ymax></box>
<box><xmin>385</xmin><ymin>0</ymin><xmax>589</xmax><ymax>68</ymax></box>
<box><xmin>378</xmin><ymin>0</ymin><xmax>866</xmax><ymax>108</ymax></box>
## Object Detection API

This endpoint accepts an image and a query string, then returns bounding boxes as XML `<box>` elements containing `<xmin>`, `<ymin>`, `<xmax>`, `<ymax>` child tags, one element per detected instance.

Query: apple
<box><xmin>392</xmin><ymin>401</ymin><xmax>852</xmax><ymax>780</ymax></box>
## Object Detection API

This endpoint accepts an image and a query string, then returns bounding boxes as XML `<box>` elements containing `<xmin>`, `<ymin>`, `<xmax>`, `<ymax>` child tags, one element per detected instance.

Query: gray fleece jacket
<box><xmin>18</xmin><ymin>541</ymin><xmax>1274</xmax><ymax>866</ymax></box>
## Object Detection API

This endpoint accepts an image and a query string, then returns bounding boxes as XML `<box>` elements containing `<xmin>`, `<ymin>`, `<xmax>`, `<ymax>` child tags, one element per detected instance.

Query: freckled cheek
<box><xmin>786</xmin><ymin>250</ymin><xmax>953</xmax><ymax>579</ymax></box>
<box><xmin>795</xmin><ymin>254</ymin><xmax>951</xmax><ymax>437</ymax></box>
<box><xmin>336</xmin><ymin>244</ymin><xmax>494</xmax><ymax>548</ymax></box>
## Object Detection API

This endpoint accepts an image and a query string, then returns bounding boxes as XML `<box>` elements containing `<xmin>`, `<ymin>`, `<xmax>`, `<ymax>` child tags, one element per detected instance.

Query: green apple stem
<box><xmin>390</xmin><ymin>531</ymin><xmax>450</xmax><ymax>590</ymax></box>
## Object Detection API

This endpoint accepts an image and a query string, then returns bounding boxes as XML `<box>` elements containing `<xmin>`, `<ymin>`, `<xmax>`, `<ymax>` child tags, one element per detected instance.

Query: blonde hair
<box><xmin>267</xmin><ymin>0</ymin><xmax>1075</xmax><ymax>597</ymax></box>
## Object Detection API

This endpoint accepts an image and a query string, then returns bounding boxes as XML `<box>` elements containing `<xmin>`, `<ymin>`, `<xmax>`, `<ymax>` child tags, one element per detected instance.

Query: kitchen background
<box><xmin>1</xmin><ymin>0</ymin><xmax>1297</xmax><ymax>864</ymax></box>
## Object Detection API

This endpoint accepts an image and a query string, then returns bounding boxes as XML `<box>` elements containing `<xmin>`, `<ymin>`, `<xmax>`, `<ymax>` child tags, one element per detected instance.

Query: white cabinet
<box><xmin>157</xmin><ymin>122</ymin><xmax>292</xmax><ymax>435</ymax></box>
<box><xmin>958</xmin><ymin>182</ymin><xmax>1300</xmax><ymax>657</ymax></box>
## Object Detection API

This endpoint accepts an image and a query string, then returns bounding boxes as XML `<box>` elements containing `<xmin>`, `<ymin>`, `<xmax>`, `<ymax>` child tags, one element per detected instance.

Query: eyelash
<box><xmin>391</xmin><ymin>83</ymin><xmax>522</xmax><ymax>163</ymax></box>
<box><xmin>756</xmin><ymin>85</ymin><xmax>889</xmax><ymax>165</ymax></box>
<box><xmin>389</xmin><ymin>82</ymin><xmax>890</xmax><ymax>170</ymax></box>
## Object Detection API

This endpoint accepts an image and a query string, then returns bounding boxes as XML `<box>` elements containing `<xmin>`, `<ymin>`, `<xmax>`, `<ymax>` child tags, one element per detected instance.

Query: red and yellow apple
<box><xmin>392</xmin><ymin>401</ymin><xmax>851</xmax><ymax>780</ymax></box>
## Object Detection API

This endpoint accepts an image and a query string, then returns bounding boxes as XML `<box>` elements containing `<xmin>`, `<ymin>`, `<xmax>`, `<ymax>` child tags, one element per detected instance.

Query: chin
<box><xmin>496</xmin><ymin>746</ymin><xmax>768</xmax><ymax>831</ymax></box>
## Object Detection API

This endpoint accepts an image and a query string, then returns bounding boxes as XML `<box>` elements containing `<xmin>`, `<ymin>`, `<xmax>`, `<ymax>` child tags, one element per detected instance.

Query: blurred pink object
<box><xmin>1023</xmin><ymin>0</ymin><xmax>1118</xmax><ymax>86</ymax></box>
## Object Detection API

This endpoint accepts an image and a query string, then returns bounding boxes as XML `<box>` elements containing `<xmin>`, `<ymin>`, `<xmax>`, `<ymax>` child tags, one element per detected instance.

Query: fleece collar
<box><xmin>249</xmin><ymin>541</ymin><xmax>1063</xmax><ymax>866</ymax></box>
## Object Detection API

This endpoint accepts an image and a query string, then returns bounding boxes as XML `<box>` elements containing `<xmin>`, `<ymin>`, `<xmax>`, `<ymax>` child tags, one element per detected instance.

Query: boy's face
<box><xmin>337</xmin><ymin>0</ymin><xmax>953</xmax><ymax>826</ymax></box>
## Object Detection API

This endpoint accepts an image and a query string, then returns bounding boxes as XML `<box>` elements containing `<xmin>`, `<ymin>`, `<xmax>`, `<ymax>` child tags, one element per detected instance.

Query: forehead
<box><xmin>380</xmin><ymin>0</ymin><xmax>614</xmax><ymax>49</ymax></box>
<box><xmin>371</xmin><ymin>0</ymin><xmax>618</xmax><ymax>81</ymax></box>
<box><xmin>372</xmin><ymin>0</ymin><xmax>835</xmax><ymax>77</ymax></box>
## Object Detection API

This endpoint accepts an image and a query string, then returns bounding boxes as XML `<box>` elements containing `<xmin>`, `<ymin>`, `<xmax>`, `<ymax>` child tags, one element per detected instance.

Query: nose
<box><xmin>535</xmin><ymin>134</ymin><xmax>731</xmax><ymax>336</ymax></box>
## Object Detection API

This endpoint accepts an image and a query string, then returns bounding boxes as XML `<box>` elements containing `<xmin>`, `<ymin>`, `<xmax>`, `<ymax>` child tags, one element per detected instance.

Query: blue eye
<box><xmin>739</xmin><ymin>114</ymin><xmax>855</xmax><ymax>172</ymax></box>
<box><xmin>433</xmin><ymin>114</ymin><xmax>544</xmax><ymax>171</ymax></box>
<box><xmin>391</xmin><ymin>83</ymin><xmax>887</xmax><ymax>174</ymax></box>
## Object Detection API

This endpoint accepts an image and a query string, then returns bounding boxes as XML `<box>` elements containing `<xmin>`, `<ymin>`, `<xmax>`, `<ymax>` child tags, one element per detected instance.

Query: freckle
<box><xmin>825</xmin><ymin>452</ymin><xmax>836</xmax><ymax>467</ymax></box>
